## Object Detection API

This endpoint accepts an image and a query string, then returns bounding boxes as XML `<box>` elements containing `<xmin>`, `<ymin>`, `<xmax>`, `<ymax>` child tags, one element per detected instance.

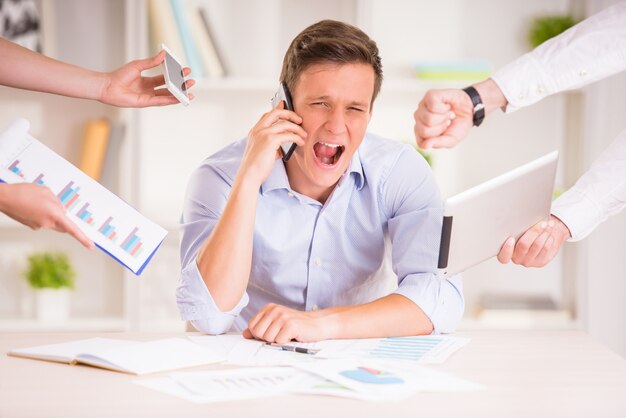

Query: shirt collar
<box><xmin>260</xmin><ymin>158</ymin><xmax>291</xmax><ymax>195</ymax></box>
<box><xmin>260</xmin><ymin>147</ymin><xmax>366</xmax><ymax>196</ymax></box>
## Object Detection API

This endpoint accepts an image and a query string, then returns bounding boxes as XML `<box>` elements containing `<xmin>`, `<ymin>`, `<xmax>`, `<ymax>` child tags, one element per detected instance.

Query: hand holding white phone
<box><xmin>161</xmin><ymin>43</ymin><xmax>190</xmax><ymax>106</ymax></box>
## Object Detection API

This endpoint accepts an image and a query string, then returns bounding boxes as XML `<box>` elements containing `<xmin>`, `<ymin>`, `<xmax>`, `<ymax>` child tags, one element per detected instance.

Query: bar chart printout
<box><xmin>99</xmin><ymin>217</ymin><xmax>117</xmax><ymax>242</ymax></box>
<box><xmin>8</xmin><ymin>160</ymin><xmax>25</xmax><ymax>178</ymax></box>
<box><xmin>58</xmin><ymin>181</ymin><xmax>81</xmax><ymax>211</ymax></box>
<box><xmin>76</xmin><ymin>203</ymin><xmax>94</xmax><ymax>225</ymax></box>
<box><xmin>315</xmin><ymin>336</ymin><xmax>470</xmax><ymax>364</ymax></box>
<box><xmin>0</xmin><ymin>118</ymin><xmax>167</xmax><ymax>275</ymax></box>
<box><xmin>121</xmin><ymin>227</ymin><xmax>144</xmax><ymax>258</ymax></box>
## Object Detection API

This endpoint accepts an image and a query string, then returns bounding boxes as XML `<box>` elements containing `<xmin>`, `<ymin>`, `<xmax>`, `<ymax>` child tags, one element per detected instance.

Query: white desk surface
<box><xmin>1</xmin><ymin>330</ymin><xmax>625</xmax><ymax>418</ymax></box>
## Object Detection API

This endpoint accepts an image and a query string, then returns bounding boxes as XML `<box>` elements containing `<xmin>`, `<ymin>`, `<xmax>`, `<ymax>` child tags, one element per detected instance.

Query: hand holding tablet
<box><xmin>438</xmin><ymin>151</ymin><xmax>559</xmax><ymax>277</ymax></box>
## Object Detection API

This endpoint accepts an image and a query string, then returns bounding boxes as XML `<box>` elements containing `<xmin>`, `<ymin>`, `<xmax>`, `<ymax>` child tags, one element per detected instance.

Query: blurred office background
<box><xmin>0</xmin><ymin>0</ymin><xmax>624</xmax><ymax>358</ymax></box>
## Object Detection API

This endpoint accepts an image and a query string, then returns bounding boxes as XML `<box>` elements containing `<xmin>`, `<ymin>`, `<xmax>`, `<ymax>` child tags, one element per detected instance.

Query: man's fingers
<box><xmin>417</xmin><ymin>107</ymin><xmax>454</xmax><ymax>127</ymax></box>
<box><xmin>512</xmin><ymin>227</ymin><xmax>543</xmax><ymax>261</ymax></box>
<box><xmin>242</xmin><ymin>328</ymin><xmax>254</xmax><ymax>339</ymax></box>
<box><xmin>421</xmin><ymin>134</ymin><xmax>461</xmax><ymax>149</ymax></box>
<box><xmin>262</xmin><ymin>108</ymin><xmax>303</xmax><ymax>128</ymax></box>
<box><xmin>497</xmin><ymin>237</ymin><xmax>515</xmax><ymax>264</ymax></box>
<box><xmin>523</xmin><ymin>230</ymin><xmax>552</xmax><ymax>262</ymax></box>
<box><xmin>423</xmin><ymin>90</ymin><xmax>454</xmax><ymax>113</ymax></box>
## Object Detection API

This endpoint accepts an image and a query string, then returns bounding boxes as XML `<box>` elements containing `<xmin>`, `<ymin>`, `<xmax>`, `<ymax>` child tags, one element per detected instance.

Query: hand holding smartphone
<box><xmin>161</xmin><ymin>43</ymin><xmax>190</xmax><ymax>106</ymax></box>
<box><xmin>271</xmin><ymin>82</ymin><xmax>297</xmax><ymax>162</ymax></box>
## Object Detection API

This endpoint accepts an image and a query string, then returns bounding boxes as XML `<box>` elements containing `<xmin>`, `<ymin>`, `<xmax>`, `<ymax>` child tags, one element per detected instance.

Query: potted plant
<box><xmin>24</xmin><ymin>252</ymin><xmax>76</xmax><ymax>322</ymax></box>
<box><xmin>528</xmin><ymin>15</ymin><xmax>577</xmax><ymax>48</ymax></box>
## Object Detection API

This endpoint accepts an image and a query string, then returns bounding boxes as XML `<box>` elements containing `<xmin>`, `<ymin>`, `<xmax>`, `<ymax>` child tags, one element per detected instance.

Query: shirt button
<box><xmin>312</xmin><ymin>305</ymin><xmax>319</xmax><ymax>311</ymax></box>
<box><xmin>313</xmin><ymin>257</ymin><xmax>321</xmax><ymax>266</ymax></box>
<box><xmin>537</xmin><ymin>85</ymin><xmax>545</xmax><ymax>94</ymax></box>
<box><xmin>518</xmin><ymin>94</ymin><xmax>525</xmax><ymax>101</ymax></box>
<box><xmin>287</xmin><ymin>192</ymin><xmax>294</xmax><ymax>197</ymax></box>
<box><xmin>579</xmin><ymin>69</ymin><xmax>588</xmax><ymax>77</ymax></box>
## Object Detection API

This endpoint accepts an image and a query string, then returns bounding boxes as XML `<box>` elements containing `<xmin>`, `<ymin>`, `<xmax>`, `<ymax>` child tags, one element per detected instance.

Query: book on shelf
<box><xmin>78</xmin><ymin>119</ymin><xmax>110</xmax><ymax>181</ymax></box>
<box><xmin>189</xmin><ymin>6</ymin><xmax>226</xmax><ymax>78</ymax></box>
<box><xmin>414</xmin><ymin>60</ymin><xmax>492</xmax><ymax>80</ymax></box>
<box><xmin>99</xmin><ymin>122</ymin><xmax>125</xmax><ymax>193</ymax></box>
<box><xmin>169</xmin><ymin>0</ymin><xmax>205</xmax><ymax>79</ymax></box>
<box><xmin>147</xmin><ymin>0</ymin><xmax>184</xmax><ymax>59</ymax></box>
<box><xmin>8</xmin><ymin>337</ymin><xmax>224</xmax><ymax>375</ymax></box>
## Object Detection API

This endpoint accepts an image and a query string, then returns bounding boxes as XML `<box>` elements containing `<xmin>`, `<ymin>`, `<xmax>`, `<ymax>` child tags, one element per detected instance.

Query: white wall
<box><xmin>577</xmin><ymin>0</ymin><xmax>626</xmax><ymax>359</ymax></box>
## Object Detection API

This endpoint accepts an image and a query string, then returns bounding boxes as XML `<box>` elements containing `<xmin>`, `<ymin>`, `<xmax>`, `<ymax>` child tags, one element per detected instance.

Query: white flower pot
<box><xmin>35</xmin><ymin>289</ymin><xmax>71</xmax><ymax>322</ymax></box>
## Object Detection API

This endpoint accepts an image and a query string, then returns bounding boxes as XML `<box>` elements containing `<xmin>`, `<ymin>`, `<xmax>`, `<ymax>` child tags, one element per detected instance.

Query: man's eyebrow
<box><xmin>306</xmin><ymin>95</ymin><xmax>370</xmax><ymax>107</ymax></box>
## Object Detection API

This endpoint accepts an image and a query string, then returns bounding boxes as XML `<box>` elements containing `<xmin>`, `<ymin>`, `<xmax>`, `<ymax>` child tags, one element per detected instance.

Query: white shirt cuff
<box><xmin>552</xmin><ymin>189</ymin><xmax>604</xmax><ymax>242</ymax></box>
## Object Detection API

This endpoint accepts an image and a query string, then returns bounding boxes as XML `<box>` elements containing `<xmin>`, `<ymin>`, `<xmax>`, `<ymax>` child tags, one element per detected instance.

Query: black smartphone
<box><xmin>271</xmin><ymin>82</ymin><xmax>297</xmax><ymax>162</ymax></box>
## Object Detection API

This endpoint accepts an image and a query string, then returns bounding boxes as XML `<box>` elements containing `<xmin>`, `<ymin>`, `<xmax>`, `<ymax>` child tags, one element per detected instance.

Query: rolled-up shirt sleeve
<box><xmin>383</xmin><ymin>148</ymin><xmax>465</xmax><ymax>334</ymax></box>
<box><xmin>178</xmin><ymin>160</ymin><xmax>249</xmax><ymax>334</ymax></box>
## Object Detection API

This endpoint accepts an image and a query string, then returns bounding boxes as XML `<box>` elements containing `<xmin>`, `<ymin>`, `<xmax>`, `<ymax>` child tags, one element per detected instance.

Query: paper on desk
<box><xmin>294</xmin><ymin>359</ymin><xmax>483</xmax><ymax>398</ymax></box>
<box><xmin>188</xmin><ymin>334</ymin><xmax>244</xmax><ymax>358</ymax></box>
<box><xmin>136</xmin><ymin>367</ymin><xmax>413</xmax><ymax>403</ymax></box>
<box><xmin>191</xmin><ymin>335</ymin><xmax>320</xmax><ymax>366</ymax></box>
<box><xmin>314</xmin><ymin>335</ymin><xmax>470</xmax><ymax>364</ymax></box>
<box><xmin>136</xmin><ymin>367</ymin><xmax>302</xmax><ymax>403</ymax></box>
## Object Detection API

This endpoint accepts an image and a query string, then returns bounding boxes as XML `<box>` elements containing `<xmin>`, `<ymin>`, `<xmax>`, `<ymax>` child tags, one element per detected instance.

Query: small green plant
<box><xmin>528</xmin><ymin>15</ymin><xmax>577</xmax><ymax>48</ymax></box>
<box><xmin>24</xmin><ymin>253</ymin><xmax>76</xmax><ymax>290</ymax></box>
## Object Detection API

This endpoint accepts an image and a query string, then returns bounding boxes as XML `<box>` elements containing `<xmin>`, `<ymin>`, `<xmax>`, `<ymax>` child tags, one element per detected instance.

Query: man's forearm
<box><xmin>320</xmin><ymin>294</ymin><xmax>434</xmax><ymax>339</ymax></box>
<box><xmin>196</xmin><ymin>176</ymin><xmax>260</xmax><ymax>311</ymax></box>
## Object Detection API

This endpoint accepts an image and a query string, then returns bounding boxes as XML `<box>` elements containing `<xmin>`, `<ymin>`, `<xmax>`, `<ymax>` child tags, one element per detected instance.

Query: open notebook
<box><xmin>8</xmin><ymin>338</ymin><xmax>224</xmax><ymax>375</ymax></box>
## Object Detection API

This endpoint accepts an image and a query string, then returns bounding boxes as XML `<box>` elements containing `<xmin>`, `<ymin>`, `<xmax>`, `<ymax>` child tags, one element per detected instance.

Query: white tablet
<box><xmin>161</xmin><ymin>43</ymin><xmax>189</xmax><ymax>106</ymax></box>
<box><xmin>437</xmin><ymin>151</ymin><xmax>558</xmax><ymax>278</ymax></box>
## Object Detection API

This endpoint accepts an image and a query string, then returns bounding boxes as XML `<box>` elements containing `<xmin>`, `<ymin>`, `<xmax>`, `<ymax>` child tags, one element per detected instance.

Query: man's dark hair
<box><xmin>280</xmin><ymin>19</ymin><xmax>383</xmax><ymax>103</ymax></box>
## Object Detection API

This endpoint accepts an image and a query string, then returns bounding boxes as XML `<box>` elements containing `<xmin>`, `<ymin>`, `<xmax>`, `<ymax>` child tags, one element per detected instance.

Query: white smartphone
<box><xmin>160</xmin><ymin>43</ymin><xmax>190</xmax><ymax>106</ymax></box>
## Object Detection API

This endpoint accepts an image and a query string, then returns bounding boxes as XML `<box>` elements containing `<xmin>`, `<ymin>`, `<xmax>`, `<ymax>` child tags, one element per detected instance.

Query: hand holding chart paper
<box><xmin>0</xmin><ymin>118</ymin><xmax>167</xmax><ymax>274</ymax></box>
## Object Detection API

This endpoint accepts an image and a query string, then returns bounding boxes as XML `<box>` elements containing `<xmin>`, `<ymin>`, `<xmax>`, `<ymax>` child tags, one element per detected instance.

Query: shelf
<box><xmin>0</xmin><ymin>215</ymin><xmax>26</xmax><ymax>230</ymax></box>
<box><xmin>190</xmin><ymin>76</ymin><xmax>482</xmax><ymax>96</ymax></box>
<box><xmin>0</xmin><ymin>318</ymin><xmax>129</xmax><ymax>332</ymax></box>
<box><xmin>193</xmin><ymin>77</ymin><xmax>277</xmax><ymax>93</ymax></box>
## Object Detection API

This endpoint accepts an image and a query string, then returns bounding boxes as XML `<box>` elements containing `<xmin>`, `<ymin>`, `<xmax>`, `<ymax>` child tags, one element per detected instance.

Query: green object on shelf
<box><xmin>24</xmin><ymin>253</ymin><xmax>76</xmax><ymax>290</ymax></box>
<box><xmin>414</xmin><ymin>60</ymin><xmax>492</xmax><ymax>81</ymax></box>
<box><xmin>528</xmin><ymin>15</ymin><xmax>577</xmax><ymax>48</ymax></box>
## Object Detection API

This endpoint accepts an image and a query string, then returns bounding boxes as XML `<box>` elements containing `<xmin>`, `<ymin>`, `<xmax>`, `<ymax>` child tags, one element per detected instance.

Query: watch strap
<box><xmin>462</xmin><ymin>86</ymin><xmax>485</xmax><ymax>127</ymax></box>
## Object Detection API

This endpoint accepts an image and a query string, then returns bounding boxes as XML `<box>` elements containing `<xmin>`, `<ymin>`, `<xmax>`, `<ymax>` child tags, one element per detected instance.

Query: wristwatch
<box><xmin>462</xmin><ymin>86</ymin><xmax>485</xmax><ymax>127</ymax></box>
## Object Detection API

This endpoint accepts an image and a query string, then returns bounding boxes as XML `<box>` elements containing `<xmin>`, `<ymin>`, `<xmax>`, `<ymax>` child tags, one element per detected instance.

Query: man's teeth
<box><xmin>319</xmin><ymin>141</ymin><xmax>341</xmax><ymax>148</ymax></box>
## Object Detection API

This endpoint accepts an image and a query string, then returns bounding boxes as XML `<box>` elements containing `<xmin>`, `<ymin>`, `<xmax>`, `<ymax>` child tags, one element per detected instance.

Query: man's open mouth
<box><xmin>313</xmin><ymin>141</ymin><xmax>345</xmax><ymax>167</ymax></box>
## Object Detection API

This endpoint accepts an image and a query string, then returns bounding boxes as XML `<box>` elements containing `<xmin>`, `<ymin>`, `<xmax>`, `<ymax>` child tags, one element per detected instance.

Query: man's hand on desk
<box><xmin>242</xmin><ymin>303</ymin><xmax>336</xmax><ymax>344</ymax></box>
<box><xmin>497</xmin><ymin>214</ymin><xmax>571</xmax><ymax>267</ymax></box>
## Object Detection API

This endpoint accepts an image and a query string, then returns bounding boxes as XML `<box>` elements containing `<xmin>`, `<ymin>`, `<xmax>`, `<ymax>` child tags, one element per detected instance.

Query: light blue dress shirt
<box><xmin>177</xmin><ymin>133</ymin><xmax>464</xmax><ymax>335</ymax></box>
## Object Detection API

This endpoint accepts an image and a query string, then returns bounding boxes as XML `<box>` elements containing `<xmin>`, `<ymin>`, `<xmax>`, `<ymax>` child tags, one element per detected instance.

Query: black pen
<box><xmin>265</xmin><ymin>342</ymin><xmax>319</xmax><ymax>355</ymax></box>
